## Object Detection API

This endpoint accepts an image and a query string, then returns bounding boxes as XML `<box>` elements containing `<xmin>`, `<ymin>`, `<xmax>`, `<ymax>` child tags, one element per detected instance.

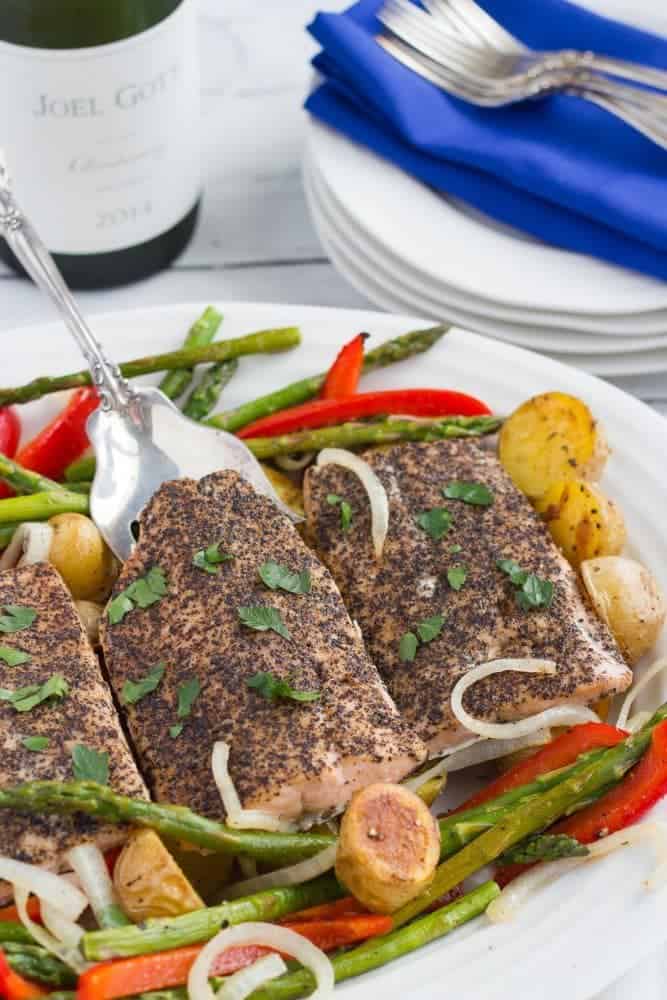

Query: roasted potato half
<box><xmin>499</xmin><ymin>392</ymin><xmax>608</xmax><ymax>499</ymax></box>
<box><xmin>581</xmin><ymin>557</ymin><xmax>666</xmax><ymax>665</ymax></box>
<box><xmin>48</xmin><ymin>513</ymin><xmax>117</xmax><ymax>601</ymax></box>
<box><xmin>534</xmin><ymin>480</ymin><xmax>626</xmax><ymax>568</ymax></box>
<box><xmin>114</xmin><ymin>829</ymin><xmax>204</xmax><ymax>921</ymax></box>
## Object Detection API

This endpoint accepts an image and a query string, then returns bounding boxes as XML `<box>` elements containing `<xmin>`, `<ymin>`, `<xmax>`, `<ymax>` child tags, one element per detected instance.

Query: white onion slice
<box><xmin>617</xmin><ymin>656</ymin><xmax>667</xmax><ymax>730</ymax></box>
<box><xmin>225</xmin><ymin>844</ymin><xmax>338</xmax><ymax>900</ymax></box>
<box><xmin>316</xmin><ymin>448</ymin><xmax>389</xmax><ymax>559</ymax></box>
<box><xmin>0</xmin><ymin>522</ymin><xmax>53</xmax><ymax>570</ymax></box>
<box><xmin>0</xmin><ymin>857</ymin><xmax>87</xmax><ymax>919</ymax></box>
<box><xmin>445</xmin><ymin>730</ymin><xmax>552</xmax><ymax>773</ymax></box>
<box><xmin>212</xmin><ymin>743</ymin><xmax>297</xmax><ymax>833</ymax></box>
<box><xmin>274</xmin><ymin>453</ymin><xmax>315</xmax><ymax>471</ymax></box>
<box><xmin>15</xmin><ymin>886</ymin><xmax>88</xmax><ymax>973</ymax></box>
<box><xmin>41</xmin><ymin>900</ymin><xmax>85</xmax><ymax>950</ymax></box>
<box><xmin>451</xmin><ymin>659</ymin><xmax>599</xmax><ymax>739</ymax></box>
<box><xmin>187</xmin><ymin>922</ymin><xmax>334</xmax><ymax>1000</ymax></box>
<box><xmin>216</xmin><ymin>954</ymin><xmax>287</xmax><ymax>1000</ymax></box>
<box><xmin>67</xmin><ymin>843</ymin><xmax>121</xmax><ymax>927</ymax></box>
<box><xmin>625</xmin><ymin>710</ymin><xmax>655</xmax><ymax>734</ymax></box>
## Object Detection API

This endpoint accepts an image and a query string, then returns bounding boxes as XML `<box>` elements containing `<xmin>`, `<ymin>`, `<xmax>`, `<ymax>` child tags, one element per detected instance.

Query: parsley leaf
<box><xmin>0</xmin><ymin>674</ymin><xmax>68</xmax><ymax>714</ymax></box>
<box><xmin>447</xmin><ymin>565</ymin><xmax>468</xmax><ymax>591</ymax></box>
<box><xmin>0</xmin><ymin>646</ymin><xmax>31</xmax><ymax>666</ymax></box>
<box><xmin>416</xmin><ymin>615</ymin><xmax>445</xmax><ymax>643</ymax></box>
<box><xmin>399</xmin><ymin>632</ymin><xmax>419</xmax><ymax>663</ymax></box>
<box><xmin>416</xmin><ymin>508</ymin><xmax>453</xmax><ymax>541</ymax></box>
<box><xmin>108</xmin><ymin>567</ymin><xmax>168</xmax><ymax>625</ymax></box>
<box><xmin>72</xmin><ymin>744</ymin><xmax>109</xmax><ymax>785</ymax></box>
<box><xmin>122</xmin><ymin>663</ymin><xmax>165</xmax><ymax>706</ymax></box>
<box><xmin>193</xmin><ymin>543</ymin><xmax>234</xmax><ymax>575</ymax></box>
<box><xmin>327</xmin><ymin>494</ymin><xmax>353</xmax><ymax>532</ymax></box>
<box><xmin>449</xmin><ymin>544</ymin><xmax>462</xmax><ymax>554</ymax></box>
<box><xmin>246</xmin><ymin>671</ymin><xmax>320</xmax><ymax>703</ymax></box>
<box><xmin>238</xmin><ymin>606</ymin><xmax>291</xmax><ymax>641</ymax></box>
<box><xmin>497</xmin><ymin>558</ymin><xmax>528</xmax><ymax>587</ymax></box>
<box><xmin>22</xmin><ymin>736</ymin><xmax>50</xmax><ymax>752</ymax></box>
<box><xmin>0</xmin><ymin>606</ymin><xmax>37</xmax><ymax>634</ymax></box>
<box><xmin>443</xmin><ymin>482</ymin><xmax>494</xmax><ymax>507</ymax></box>
<box><xmin>497</xmin><ymin>559</ymin><xmax>554</xmax><ymax>610</ymax></box>
<box><xmin>177</xmin><ymin>678</ymin><xmax>201</xmax><ymax>719</ymax></box>
<box><xmin>259</xmin><ymin>561</ymin><xmax>311</xmax><ymax>595</ymax></box>
<box><xmin>169</xmin><ymin>723</ymin><xmax>184</xmax><ymax>739</ymax></box>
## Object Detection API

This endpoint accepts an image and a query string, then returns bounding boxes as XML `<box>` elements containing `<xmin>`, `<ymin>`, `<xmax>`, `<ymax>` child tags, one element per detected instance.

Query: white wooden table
<box><xmin>1</xmin><ymin>2</ymin><xmax>665</xmax><ymax>994</ymax></box>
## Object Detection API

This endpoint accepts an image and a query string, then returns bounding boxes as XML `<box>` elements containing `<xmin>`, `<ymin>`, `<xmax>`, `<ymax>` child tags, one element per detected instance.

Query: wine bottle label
<box><xmin>0</xmin><ymin>1</ymin><xmax>200</xmax><ymax>255</ymax></box>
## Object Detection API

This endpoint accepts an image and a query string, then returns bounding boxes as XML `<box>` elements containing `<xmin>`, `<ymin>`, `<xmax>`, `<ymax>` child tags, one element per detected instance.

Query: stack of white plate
<box><xmin>304</xmin><ymin>119</ymin><xmax>667</xmax><ymax>383</ymax></box>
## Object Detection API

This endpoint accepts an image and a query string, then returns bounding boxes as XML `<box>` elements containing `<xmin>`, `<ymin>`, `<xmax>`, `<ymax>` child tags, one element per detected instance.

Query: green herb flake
<box><xmin>238</xmin><ymin>606</ymin><xmax>291</xmax><ymax>641</ymax></box>
<box><xmin>259</xmin><ymin>561</ymin><xmax>311</xmax><ymax>595</ymax></box>
<box><xmin>449</xmin><ymin>544</ymin><xmax>463</xmax><ymax>554</ymax></box>
<box><xmin>193</xmin><ymin>543</ymin><xmax>234</xmax><ymax>575</ymax></box>
<box><xmin>22</xmin><ymin>736</ymin><xmax>50</xmax><ymax>753</ymax></box>
<box><xmin>108</xmin><ymin>567</ymin><xmax>168</xmax><ymax>625</ymax></box>
<box><xmin>497</xmin><ymin>559</ymin><xmax>554</xmax><ymax>611</ymax></box>
<box><xmin>399</xmin><ymin>632</ymin><xmax>419</xmax><ymax>663</ymax></box>
<box><xmin>443</xmin><ymin>482</ymin><xmax>494</xmax><ymax>507</ymax></box>
<box><xmin>0</xmin><ymin>646</ymin><xmax>31</xmax><ymax>667</ymax></box>
<box><xmin>327</xmin><ymin>494</ymin><xmax>353</xmax><ymax>532</ymax></box>
<box><xmin>176</xmin><ymin>678</ymin><xmax>201</xmax><ymax>719</ymax></box>
<box><xmin>497</xmin><ymin>558</ymin><xmax>529</xmax><ymax>587</ymax></box>
<box><xmin>169</xmin><ymin>723</ymin><xmax>184</xmax><ymax>739</ymax></box>
<box><xmin>415</xmin><ymin>507</ymin><xmax>453</xmax><ymax>541</ymax></box>
<box><xmin>122</xmin><ymin>663</ymin><xmax>166</xmax><ymax>706</ymax></box>
<box><xmin>71</xmin><ymin>744</ymin><xmax>109</xmax><ymax>785</ymax></box>
<box><xmin>246</xmin><ymin>671</ymin><xmax>320</xmax><ymax>704</ymax></box>
<box><xmin>0</xmin><ymin>606</ymin><xmax>37</xmax><ymax>634</ymax></box>
<box><xmin>326</xmin><ymin>494</ymin><xmax>342</xmax><ymax>505</ymax></box>
<box><xmin>416</xmin><ymin>615</ymin><xmax>445</xmax><ymax>644</ymax></box>
<box><xmin>0</xmin><ymin>674</ymin><xmax>69</xmax><ymax>714</ymax></box>
<box><xmin>447</xmin><ymin>565</ymin><xmax>468</xmax><ymax>591</ymax></box>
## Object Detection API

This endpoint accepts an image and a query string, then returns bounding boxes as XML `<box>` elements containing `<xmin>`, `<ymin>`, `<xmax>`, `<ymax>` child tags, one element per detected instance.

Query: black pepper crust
<box><xmin>101</xmin><ymin>472</ymin><xmax>425</xmax><ymax>824</ymax></box>
<box><xmin>304</xmin><ymin>441</ymin><xmax>632</xmax><ymax>754</ymax></box>
<box><xmin>0</xmin><ymin>563</ymin><xmax>147</xmax><ymax>888</ymax></box>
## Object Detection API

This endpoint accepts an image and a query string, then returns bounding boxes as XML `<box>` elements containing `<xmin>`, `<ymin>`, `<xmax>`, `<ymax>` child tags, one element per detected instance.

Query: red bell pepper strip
<box><xmin>0</xmin><ymin>950</ymin><xmax>49</xmax><ymax>1000</ymax></box>
<box><xmin>0</xmin><ymin>898</ymin><xmax>42</xmax><ymax>925</ymax></box>
<box><xmin>238</xmin><ymin>388</ymin><xmax>492</xmax><ymax>439</ymax></box>
<box><xmin>449</xmin><ymin>722</ymin><xmax>628</xmax><ymax>815</ymax></box>
<box><xmin>321</xmin><ymin>333</ymin><xmax>368</xmax><ymax>400</ymax></box>
<box><xmin>13</xmin><ymin>388</ymin><xmax>98</xmax><ymax>483</ymax></box>
<box><xmin>75</xmin><ymin>915</ymin><xmax>393</xmax><ymax>1000</ymax></box>
<box><xmin>280</xmin><ymin>896</ymin><xmax>368</xmax><ymax>922</ymax></box>
<box><xmin>0</xmin><ymin>408</ymin><xmax>20</xmax><ymax>460</ymax></box>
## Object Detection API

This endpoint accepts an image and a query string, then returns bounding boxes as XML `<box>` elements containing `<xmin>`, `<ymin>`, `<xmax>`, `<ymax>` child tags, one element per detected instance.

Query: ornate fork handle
<box><xmin>0</xmin><ymin>153</ymin><xmax>136</xmax><ymax>414</ymax></box>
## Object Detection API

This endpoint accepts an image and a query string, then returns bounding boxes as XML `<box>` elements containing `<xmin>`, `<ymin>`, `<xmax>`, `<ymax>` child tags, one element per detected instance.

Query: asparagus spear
<box><xmin>3</xmin><ymin>943</ymin><xmax>77</xmax><ymax>988</ymax></box>
<box><xmin>64</xmin><ymin>455</ymin><xmax>95</xmax><ymax>484</ymax></box>
<box><xmin>498</xmin><ymin>833</ymin><xmax>589</xmax><ymax>865</ymax></box>
<box><xmin>0</xmin><ymin>524</ymin><xmax>17</xmax><ymax>550</ymax></box>
<box><xmin>0</xmin><ymin>922</ymin><xmax>33</xmax><ymax>945</ymax></box>
<box><xmin>0</xmin><ymin>490</ymin><xmax>89</xmax><ymax>524</ymax></box>
<box><xmin>0</xmin><ymin>454</ymin><xmax>62</xmax><ymax>496</ymax></box>
<box><xmin>183</xmin><ymin>358</ymin><xmax>238</xmax><ymax>422</ymax></box>
<box><xmin>246</xmin><ymin>415</ymin><xmax>502</xmax><ymax>459</ymax></box>
<box><xmin>0</xmin><ymin>328</ymin><xmax>301</xmax><ymax>407</ymax></box>
<box><xmin>207</xmin><ymin>325</ymin><xmax>449</xmax><ymax>433</ymax></box>
<box><xmin>82</xmin><ymin>875</ymin><xmax>340</xmax><ymax>960</ymax></box>
<box><xmin>159</xmin><ymin>307</ymin><xmax>223</xmax><ymax>402</ymax></box>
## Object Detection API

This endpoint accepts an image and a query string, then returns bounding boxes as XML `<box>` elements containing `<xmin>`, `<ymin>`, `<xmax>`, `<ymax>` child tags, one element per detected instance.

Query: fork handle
<box><xmin>582</xmin><ymin>54</ymin><xmax>667</xmax><ymax>95</ymax></box>
<box><xmin>568</xmin><ymin>88</ymin><xmax>667</xmax><ymax>150</ymax></box>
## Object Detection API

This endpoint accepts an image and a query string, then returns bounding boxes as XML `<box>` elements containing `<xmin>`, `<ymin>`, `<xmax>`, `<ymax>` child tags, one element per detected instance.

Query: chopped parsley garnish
<box><xmin>399</xmin><ymin>632</ymin><xmax>419</xmax><ymax>663</ymax></box>
<box><xmin>193</xmin><ymin>543</ymin><xmax>234</xmax><ymax>575</ymax></box>
<box><xmin>442</xmin><ymin>482</ymin><xmax>494</xmax><ymax>507</ymax></box>
<box><xmin>169</xmin><ymin>677</ymin><xmax>201</xmax><ymax>739</ymax></box>
<box><xmin>259</xmin><ymin>561</ymin><xmax>311</xmax><ymax>595</ymax></box>
<box><xmin>108</xmin><ymin>567</ymin><xmax>168</xmax><ymax>625</ymax></box>
<box><xmin>238</xmin><ymin>606</ymin><xmax>291</xmax><ymax>641</ymax></box>
<box><xmin>0</xmin><ymin>605</ymin><xmax>37</xmax><ymax>634</ymax></box>
<box><xmin>415</xmin><ymin>508</ymin><xmax>453</xmax><ymax>541</ymax></box>
<box><xmin>449</xmin><ymin>544</ymin><xmax>462</xmax><ymax>554</ymax></box>
<box><xmin>122</xmin><ymin>663</ymin><xmax>165</xmax><ymax>706</ymax></box>
<box><xmin>72</xmin><ymin>744</ymin><xmax>109</xmax><ymax>785</ymax></box>
<box><xmin>0</xmin><ymin>674</ymin><xmax>68</xmax><ymax>714</ymax></box>
<box><xmin>246</xmin><ymin>671</ymin><xmax>320</xmax><ymax>704</ymax></box>
<box><xmin>327</xmin><ymin>493</ymin><xmax>353</xmax><ymax>532</ymax></box>
<box><xmin>447</xmin><ymin>565</ymin><xmax>468</xmax><ymax>591</ymax></box>
<box><xmin>22</xmin><ymin>736</ymin><xmax>50</xmax><ymax>753</ymax></box>
<box><xmin>0</xmin><ymin>646</ymin><xmax>30</xmax><ymax>667</ymax></box>
<box><xmin>399</xmin><ymin>615</ymin><xmax>445</xmax><ymax>662</ymax></box>
<box><xmin>497</xmin><ymin>558</ymin><xmax>555</xmax><ymax>611</ymax></box>
<box><xmin>169</xmin><ymin>724</ymin><xmax>184</xmax><ymax>739</ymax></box>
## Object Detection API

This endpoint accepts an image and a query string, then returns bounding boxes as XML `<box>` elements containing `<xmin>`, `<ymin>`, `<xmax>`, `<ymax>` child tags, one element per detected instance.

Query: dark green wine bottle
<box><xmin>0</xmin><ymin>0</ymin><xmax>200</xmax><ymax>288</ymax></box>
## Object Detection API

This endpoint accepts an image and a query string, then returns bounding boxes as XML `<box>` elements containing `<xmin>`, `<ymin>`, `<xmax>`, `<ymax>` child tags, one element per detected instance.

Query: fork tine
<box><xmin>445</xmin><ymin>0</ymin><xmax>526</xmax><ymax>54</ymax></box>
<box><xmin>422</xmin><ymin>0</ymin><xmax>492</xmax><ymax>49</ymax></box>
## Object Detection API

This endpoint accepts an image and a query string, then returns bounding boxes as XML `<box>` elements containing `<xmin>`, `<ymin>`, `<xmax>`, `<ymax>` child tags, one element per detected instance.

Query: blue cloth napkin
<box><xmin>306</xmin><ymin>0</ymin><xmax>667</xmax><ymax>281</ymax></box>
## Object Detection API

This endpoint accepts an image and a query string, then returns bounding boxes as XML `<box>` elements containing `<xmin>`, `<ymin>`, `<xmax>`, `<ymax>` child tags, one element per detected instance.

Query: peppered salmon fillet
<box><xmin>304</xmin><ymin>441</ymin><xmax>632</xmax><ymax>756</ymax></box>
<box><xmin>101</xmin><ymin>472</ymin><xmax>425</xmax><ymax>828</ymax></box>
<box><xmin>0</xmin><ymin>563</ymin><xmax>146</xmax><ymax>892</ymax></box>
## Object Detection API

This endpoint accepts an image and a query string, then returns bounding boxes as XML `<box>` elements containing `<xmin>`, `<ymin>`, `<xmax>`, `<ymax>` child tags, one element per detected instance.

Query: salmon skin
<box><xmin>101</xmin><ymin>472</ymin><xmax>426</xmax><ymax>829</ymax></box>
<box><xmin>0</xmin><ymin>563</ymin><xmax>146</xmax><ymax>897</ymax></box>
<box><xmin>304</xmin><ymin>441</ymin><xmax>632</xmax><ymax>756</ymax></box>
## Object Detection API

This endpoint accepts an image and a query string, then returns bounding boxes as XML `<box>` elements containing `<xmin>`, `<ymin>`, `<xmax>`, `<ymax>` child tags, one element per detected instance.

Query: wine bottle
<box><xmin>0</xmin><ymin>0</ymin><xmax>201</xmax><ymax>288</ymax></box>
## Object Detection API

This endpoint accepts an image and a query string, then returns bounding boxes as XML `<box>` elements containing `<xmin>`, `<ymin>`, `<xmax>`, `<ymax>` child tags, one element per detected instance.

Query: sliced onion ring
<box><xmin>66</xmin><ymin>843</ymin><xmax>120</xmax><ymax>927</ymax></box>
<box><xmin>317</xmin><ymin>448</ymin><xmax>389</xmax><ymax>560</ymax></box>
<box><xmin>0</xmin><ymin>857</ymin><xmax>87</xmax><ymax>919</ymax></box>
<box><xmin>450</xmin><ymin>659</ymin><xmax>599</xmax><ymax>740</ymax></box>
<box><xmin>617</xmin><ymin>656</ymin><xmax>667</xmax><ymax>730</ymax></box>
<box><xmin>445</xmin><ymin>730</ymin><xmax>552</xmax><ymax>773</ymax></box>
<box><xmin>212</xmin><ymin>743</ymin><xmax>297</xmax><ymax>833</ymax></box>
<box><xmin>15</xmin><ymin>886</ymin><xmax>88</xmax><ymax>973</ymax></box>
<box><xmin>187</xmin><ymin>922</ymin><xmax>334</xmax><ymax>1000</ymax></box>
<box><xmin>0</xmin><ymin>522</ymin><xmax>53</xmax><ymax>571</ymax></box>
<box><xmin>217</xmin><ymin>953</ymin><xmax>287</xmax><ymax>1000</ymax></box>
<box><xmin>225</xmin><ymin>844</ymin><xmax>338</xmax><ymax>900</ymax></box>
<box><xmin>274</xmin><ymin>453</ymin><xmax>315</xmax><ymax>472</ymax></box>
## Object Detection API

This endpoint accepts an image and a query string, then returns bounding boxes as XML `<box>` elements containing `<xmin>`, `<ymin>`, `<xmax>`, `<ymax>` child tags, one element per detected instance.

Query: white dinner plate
<box><xmin>305</xmin><ymin>155</ymin><xmax>667</xmax><ymax>356</ymax></box>
<box><xmin>8</xmin><ymin>301</ymin><xmax>667</xmax><ymax>1000</ymax></box>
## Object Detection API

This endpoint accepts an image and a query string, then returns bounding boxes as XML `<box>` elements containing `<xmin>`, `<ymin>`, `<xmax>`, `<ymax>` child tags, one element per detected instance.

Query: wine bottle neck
<box><xmin>1</xmin><ymin>0</ymin><xmax>184</xmax><ymax>48</ymax></box>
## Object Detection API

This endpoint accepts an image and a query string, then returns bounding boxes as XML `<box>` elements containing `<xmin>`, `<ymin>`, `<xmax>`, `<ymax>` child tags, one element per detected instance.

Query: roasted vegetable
<box><xmin>260</xmin><ymin>464</ymin><xmax>305</xmax><ymax>517</ymax></box>
<box><xmin>499</xmin><ymin>392</ymin><xmax>608</xmax><ymax>499</ymax></box>
<box><xmin>113</xmin><ymin>829</ymin><xmax>204</xmax><ymax>921</ymax></box>
<box><xmin>534</xmin><ymin>480</ymin><xmax>626</xmax><ymax>568</ymax></box>
<box><xmin>74</xmin><ymin>600</ymin><xmax>104</xmax><ymax>647</ymax></box>
<box><xmin>48</xmin><ymin>513</ymin><xmax>116</xmax><ymax>601</ymax></box>
<box><xmin>335</xmin><ymin>783</ymin><xmax>440</xmax><ymax>914</ymax></box>
<box><xmin>581</xmin><ymin>557</ymin><xmax>666</xmax><ymax>664</ymax></box>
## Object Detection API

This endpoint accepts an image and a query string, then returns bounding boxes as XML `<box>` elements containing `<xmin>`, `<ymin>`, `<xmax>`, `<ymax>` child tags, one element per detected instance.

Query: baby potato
<box><xmin>48</xmin><ymin>513</ymin><xmax>116</xmax><ymax>601</ymax></box>
<box><xmin>581</xmin><ymin>557</ymin><xmax>666</xmax><ymax>665</ymax></box>
<box><xmin>499</xmin><ymin>392</ymin><xmax>608</xmax><ymax>499</ymax></box>
<box><xmin>534</xmin><ymin>480</ymin><xmax>626</xmax><ymax>568</ymax></box>
<box><xmin>260</xmin><ymin>463</ymin><xmax>305</xmax><ymax>518</ymax></box>
<box><xmin>335</xmin><ymin>783</ymin><xmax>440</xmax><ymax>914</ymax></box>
<box><xmin>114</xmin><ymin>829</ymin><xmax>204</xmax><ymax>921</ymax></box>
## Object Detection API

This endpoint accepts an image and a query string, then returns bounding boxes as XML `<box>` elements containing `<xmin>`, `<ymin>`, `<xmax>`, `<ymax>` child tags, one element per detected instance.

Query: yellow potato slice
<box><xmin>48</xmin><ymin>513</ymin><xmax>116</xmax><ymax>601</ymax></box>
<box><xmin>581</xmin><ymin>557</ymin><xmax>666</xmax><ymax>665</ymax></box>
<box><xmin>114</xmin><ymin>829</ymin><xmax>204</xmax><ymax>921</ymax></box>
<box><xmin>534</xmin><ymin>480</ymin><xmax>626</xmax><ymax>568</ymax></box>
